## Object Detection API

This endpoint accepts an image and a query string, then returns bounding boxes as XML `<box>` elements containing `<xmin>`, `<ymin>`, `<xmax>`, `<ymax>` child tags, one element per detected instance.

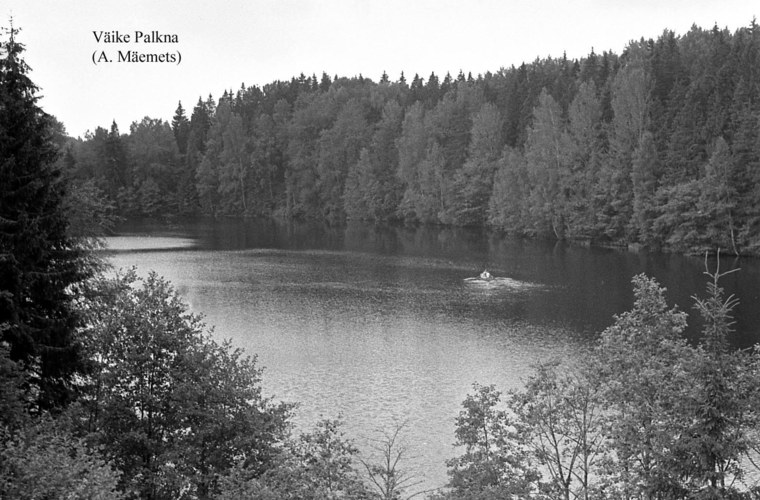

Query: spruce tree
<box><xmin>0</xmin><ymin>23</ymin><xmax>91</xmax><ymax>409</ymax></box>
<box><xmin>171</xmin><ymin>101</ymin><xmax>190</xmax><ymax>155</ymax></box>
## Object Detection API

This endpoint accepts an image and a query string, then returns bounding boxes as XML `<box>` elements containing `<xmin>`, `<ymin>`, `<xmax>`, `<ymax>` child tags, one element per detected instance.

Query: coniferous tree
<box><xmin>319</xmin><ymin>72</ymin><xmax>332</xmax><ymax>92</ymax></box>
<box><xmin>0</xmin><ymin>24</ymin><xmax>93</xmax><ymax>409</ymax></box>
<box><xmin>682</xmin><ymin>261</ymin><xmax>749</xmax><ymax>496</ymax></box>
<box><xmin>409</xmin><ymin>73</ymin><xmax>424</xmax><ymax>103</ymax></box>
<box><xmin>171</xmin><ymin>101</ymin><xmax>190</xmax><ymax>155</ymax></box>
<box><xmin>105</xmin><ymin>121</ymin><xmax>129</xmax><ymax>207</ymax></box>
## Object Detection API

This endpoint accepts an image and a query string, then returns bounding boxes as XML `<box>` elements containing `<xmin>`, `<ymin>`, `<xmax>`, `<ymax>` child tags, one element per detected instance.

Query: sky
<box><xmin>3</xmin><ymin>0</ymin><xmax>758</xmax><ymax>138</ymax></box>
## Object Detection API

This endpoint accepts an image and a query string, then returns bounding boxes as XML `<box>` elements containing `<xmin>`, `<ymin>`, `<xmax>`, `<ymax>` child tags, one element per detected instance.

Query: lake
<box><xmin>105</xmin><ymin>217</ymin><xmax>760</xmax><ymax>493</ymax></box>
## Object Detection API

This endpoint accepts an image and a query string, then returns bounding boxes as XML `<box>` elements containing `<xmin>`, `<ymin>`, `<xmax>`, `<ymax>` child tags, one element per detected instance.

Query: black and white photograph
<box><xmin>2</xmin><ymin>1</ymin><xmax>760</xmax><ymax>498</ymax></box>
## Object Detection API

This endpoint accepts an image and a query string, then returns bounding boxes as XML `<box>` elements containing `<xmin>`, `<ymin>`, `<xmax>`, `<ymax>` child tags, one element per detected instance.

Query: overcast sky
<box><xmin>3</xmin><ymin>0</ymin><xmax>758</xmax><ymax>138</ymax></box>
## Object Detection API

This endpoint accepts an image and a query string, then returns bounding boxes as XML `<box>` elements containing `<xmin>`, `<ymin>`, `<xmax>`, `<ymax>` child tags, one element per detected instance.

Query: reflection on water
<box><xmin>104</xmin><ymin>217</ymin><xmax>760</xmax><ymax>492</ymax></box>
<box><xmin>105</xmin><ymin>235</ymin><xmax>197</xmax><ymax>252</ymax></box>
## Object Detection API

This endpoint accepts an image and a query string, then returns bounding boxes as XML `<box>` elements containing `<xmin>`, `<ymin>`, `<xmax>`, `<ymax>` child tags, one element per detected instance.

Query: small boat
<box><xmin>464</xmin><ymin>270</ymin><xmax>496</xmax><ymax>283</ymax></box>
<box><xmin>464</xmin><ymin>271</ymin><xmax>541</xmax><ymax>292</ymax></box>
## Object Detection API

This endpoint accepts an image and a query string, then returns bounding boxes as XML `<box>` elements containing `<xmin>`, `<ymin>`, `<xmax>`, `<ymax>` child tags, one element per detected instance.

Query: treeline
<box><xmin>64</xmin><ymin>20</ymin><xmax>760</xmax><ymax>255</ymax></box>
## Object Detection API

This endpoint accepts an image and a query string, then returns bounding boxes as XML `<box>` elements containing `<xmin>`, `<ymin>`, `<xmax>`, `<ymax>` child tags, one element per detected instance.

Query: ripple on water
<box><xmin>106</xmin><ymin>233</ymin><xmax>591</xmax><ymax>493</ymax></box>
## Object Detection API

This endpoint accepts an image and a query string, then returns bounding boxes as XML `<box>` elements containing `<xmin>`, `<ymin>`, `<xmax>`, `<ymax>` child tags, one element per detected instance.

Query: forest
<box><xmin>61</xmin><ymin>20</ymin><xmax>760</xmax><ymax>255</ymax></box>
<box><xmin>6</xmin><ymin>18</ymin><xmax>760</xmax><ymax>500</ymax></box>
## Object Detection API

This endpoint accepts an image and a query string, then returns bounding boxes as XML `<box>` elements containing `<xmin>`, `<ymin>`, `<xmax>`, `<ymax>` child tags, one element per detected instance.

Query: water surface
<box><xmin>106</xmin><ymin>218</ymin><xmax>760</xmax><ymax>492</ymax></box>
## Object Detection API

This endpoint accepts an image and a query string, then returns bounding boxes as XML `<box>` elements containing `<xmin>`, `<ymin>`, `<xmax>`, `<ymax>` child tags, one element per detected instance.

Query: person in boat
<box><xmin>480</xmin><ymin>269</ymin><xmax>492</xmax><ymax>279</ymax></box>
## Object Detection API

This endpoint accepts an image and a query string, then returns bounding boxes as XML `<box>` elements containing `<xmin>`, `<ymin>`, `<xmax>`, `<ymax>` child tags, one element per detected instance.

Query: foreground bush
<box><xmin>0</xmin><ymin>418</ymin><xmax>124</xmax><ymax>500</ymax></box>
<box><xmin>74</xmin><ymin>269</ymin><xmax>292</xmax><ymax>499</ymax></box>
<box><xmin>440</xmin><ymin>271</ymin><xmax>760</xmax><ymax>500</ymax></box>
<box><xmin>218</xmin><ymin>418</ymin><xmax>375</xmax><ymax>499</ymax></box>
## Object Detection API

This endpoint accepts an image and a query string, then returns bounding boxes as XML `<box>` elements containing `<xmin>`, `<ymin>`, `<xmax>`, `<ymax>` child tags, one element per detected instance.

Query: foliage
<box><xmin>0</xmin><ymin>343</ymin><xmax>27</xmax><ymax>429</ymax></box>
<box><xmin>488</xmin><ymin>147</ymin><xmax>530</xmax><ymax>233</ymax></box>
<box><xmin>451</xmin><ymin>102</ymin><xmax>503</xmax><ymax>226</ymax></box>
<box><xmin>511</xmin><ymin>362</ymin><xmax>606</xmax><ymax>500</ymax></box>
<box><xmin>679</xmin><ymin>256</ymin><xmax>753</xmax><ymax>496</ymax></box>
<box><xmin>0</xmin><ymin>23</ymin><xmax>94</xmax><ymax>410</ymax></box>
<box><xmin>61</xmin><ymin>19</ymin><xmax>760</xmax><ymax>254</ymax></box>
<box><xmin>591</xmin><ymin>274</ymin><xmax>695</xmax><ymax>498</ymax></box>
<box><xmin>0</xmin><ymin>417</ymin><xmax>125</xmax><ymax>500</ymax></box>
<box><xmin>442</xmin><ymin>270</ymin><xmax>760</xmax><ymax>500</ymax></box>
<box><xmin>523</xmin><ymin>89</ymin><xmax>572</xmax><ymax>238</ymax></box>
<box><xmin>62</xmin><ymin>178</ymin><xmax>117</xmax><ymax>245</ymax></box>
<box><xmin>442</xmin><ymin>383</ymin><xmax>541</xmax><ymax>499</ymax></box>
<box><xmin>218</xmin><ymin>418</ymin><xmax>374</xmax><ymax>499</ymax></box>
<box><xmin>75</xmin><ymin>269</ymin><xmax>292</xmax><ymax>499</ymax></box>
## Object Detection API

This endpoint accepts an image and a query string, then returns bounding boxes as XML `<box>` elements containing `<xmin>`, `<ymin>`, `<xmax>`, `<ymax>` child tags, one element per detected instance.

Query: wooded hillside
<box><xmin>63</xmin><ymin>21</ymin><xmax>760</xmax><ymax>255</ymax></box>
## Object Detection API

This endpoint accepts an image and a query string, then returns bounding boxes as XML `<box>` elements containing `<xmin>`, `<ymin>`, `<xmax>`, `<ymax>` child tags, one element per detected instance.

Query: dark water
<box><xmin>106</xmin><ymin>217</ymin><xmax>760</xmax><ymax>492</ymax></box>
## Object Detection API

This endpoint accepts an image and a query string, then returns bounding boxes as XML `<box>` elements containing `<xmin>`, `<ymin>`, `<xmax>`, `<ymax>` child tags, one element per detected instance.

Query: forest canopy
<box><xmin>62</xmin><ymin>20</ymin><xmax>760</xmax><ymax>255</ymax></box>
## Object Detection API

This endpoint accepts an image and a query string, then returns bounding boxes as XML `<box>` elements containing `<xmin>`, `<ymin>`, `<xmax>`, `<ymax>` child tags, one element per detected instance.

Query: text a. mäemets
<box><xmin>93</xmin><ymin>31</ymin><xmax>178</xmax><ymax>44</ymax></box>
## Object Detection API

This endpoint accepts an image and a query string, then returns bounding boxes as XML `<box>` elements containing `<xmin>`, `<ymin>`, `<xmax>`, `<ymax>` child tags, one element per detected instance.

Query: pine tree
<box><xmin>0</xmin><ymin>23</ymin><xmax>92</xmax><ymax>409</ymax></box>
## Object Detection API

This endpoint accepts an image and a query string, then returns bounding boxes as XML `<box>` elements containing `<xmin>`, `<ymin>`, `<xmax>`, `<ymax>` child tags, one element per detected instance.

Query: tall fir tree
<box><xmin>0</xmin><ymin>24</ymin><xmax>92</xmax><ymax>409</ymax></box>
<box><xmin>171</xmin><ymin>101</ymin><xmax>190</xmax><ymax>156</ymax></box>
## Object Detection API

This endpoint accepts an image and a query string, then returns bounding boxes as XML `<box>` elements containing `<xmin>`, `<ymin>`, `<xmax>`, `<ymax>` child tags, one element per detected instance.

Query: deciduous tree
<box><xmin>78</xmin><ymin>270</ymin><xmax>291</xmax><ymax>499</ymax></box>
<box><xmin>443</xmin><ymin>383</ymin><xmax>540</xmax><ymax>499</ymax></box>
